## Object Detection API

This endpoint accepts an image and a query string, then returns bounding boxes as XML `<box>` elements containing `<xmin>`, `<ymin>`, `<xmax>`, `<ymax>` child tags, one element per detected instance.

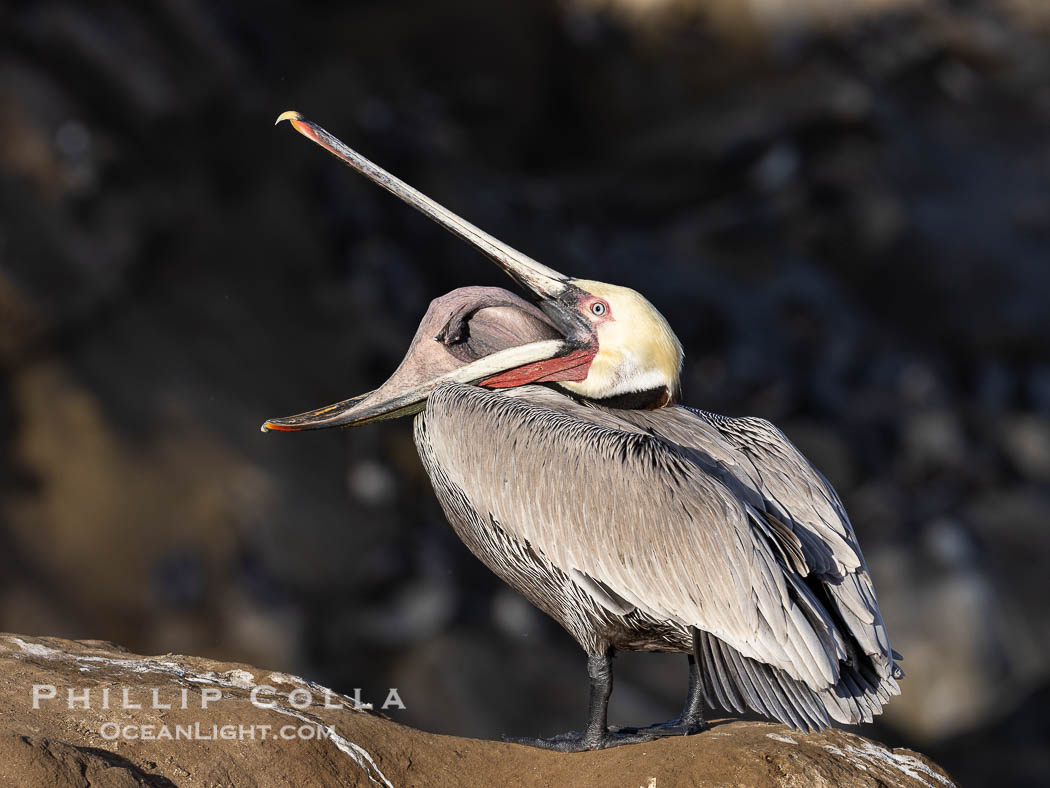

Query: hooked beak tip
<box><xmin>275</xmin><ymin>110</ymin><xmax>303</xmax><ymax>126</ymax></box>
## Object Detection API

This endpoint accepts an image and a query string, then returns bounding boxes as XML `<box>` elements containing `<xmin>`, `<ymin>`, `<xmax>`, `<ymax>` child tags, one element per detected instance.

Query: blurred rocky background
<box><xmin>0</xmin><ymin>0</ymin><xmax>1048</xmax><ymax>784</ymax></box>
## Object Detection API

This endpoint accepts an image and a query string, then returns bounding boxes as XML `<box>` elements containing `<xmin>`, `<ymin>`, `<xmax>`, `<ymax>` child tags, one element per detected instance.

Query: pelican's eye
<box><xmin>590</xmin><ymin>301</ymin><xmax>607</xmax><ymax>317</ymax></box>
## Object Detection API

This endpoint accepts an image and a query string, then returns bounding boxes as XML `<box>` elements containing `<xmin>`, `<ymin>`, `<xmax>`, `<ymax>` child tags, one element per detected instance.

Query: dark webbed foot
<box><xmin>503</xmin><ymin>729</ymin><xmax>660</xmax><ymax>752</ymax></box>
<box><xmin>611</xmin><ymin>716</ymin><xmax>705</xmax><ymax>738</ymax></box>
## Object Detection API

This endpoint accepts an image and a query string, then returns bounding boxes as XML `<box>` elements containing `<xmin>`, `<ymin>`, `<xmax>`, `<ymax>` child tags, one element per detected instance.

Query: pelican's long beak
<box><xmin>274</xmin><ymin>111</ymin><xmax>580</xmax><ymax>318</ymax></box>
<box><xmin>262</xmin><ymin>114</ymin><xmax>599</xmax><ymax>433</ymax></box>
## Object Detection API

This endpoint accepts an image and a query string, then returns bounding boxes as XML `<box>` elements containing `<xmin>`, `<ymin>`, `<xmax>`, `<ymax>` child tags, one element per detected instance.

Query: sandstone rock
<box><xmin>0</xmin><ymin>633</ymin><xmax>954</xmax><ymax>788</ymax></box>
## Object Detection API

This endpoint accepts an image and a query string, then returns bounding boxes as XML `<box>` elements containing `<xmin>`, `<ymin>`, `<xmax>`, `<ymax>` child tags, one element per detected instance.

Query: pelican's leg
<box><xmin>504</xmin><ymin>651</ymin><xmax>659</xmax><ymax>751</ymax></box>
<box><xmin>677</xmin><ymin>651</ymin><xmax>707</xmax><ymax>729</ymax></box>
<box><xmin>615</xmin><ymin>629</ymin><xmax>706</xmax><ymax>737</ymax></box>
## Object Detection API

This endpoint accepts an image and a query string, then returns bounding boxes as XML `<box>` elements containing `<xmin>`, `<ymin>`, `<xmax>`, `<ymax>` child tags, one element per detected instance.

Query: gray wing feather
<box><xmin>682</xmin><ymin>410</ymin><xmax>895</xmax><ymax>671</ymax></box>
<box><xmin>425</xmin><ymin>384</ymin><xmax>849</xmax><ymax>690</ymax></box>
<box><xmin>616</xmin><ymin>404</ymin><xmax>896</xmax><ymax>670</ymax></box>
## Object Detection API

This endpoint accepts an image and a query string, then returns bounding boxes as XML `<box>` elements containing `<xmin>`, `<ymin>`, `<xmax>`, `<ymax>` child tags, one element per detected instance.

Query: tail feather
<box><xmin>695</xmin><ymin>629</ymin><xmax>900</xmax><ymax>730</ymax></box>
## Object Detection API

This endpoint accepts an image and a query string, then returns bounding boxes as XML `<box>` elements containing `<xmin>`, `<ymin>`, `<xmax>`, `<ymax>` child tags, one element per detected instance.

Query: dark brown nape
<box><xmin>570</xmin><ymin>386</ymin><xmax>672</xmax><ymax>411</ymax></box>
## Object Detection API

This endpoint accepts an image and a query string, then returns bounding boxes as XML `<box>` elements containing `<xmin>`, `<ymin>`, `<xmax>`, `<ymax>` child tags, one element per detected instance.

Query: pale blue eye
<box><xmin>591</xmin><ymin>302</ymin><xmax>606</xmax><ymax>316</ymax></box>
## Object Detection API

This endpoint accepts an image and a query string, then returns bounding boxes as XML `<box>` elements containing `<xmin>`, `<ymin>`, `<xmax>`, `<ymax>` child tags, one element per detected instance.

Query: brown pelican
<box><xmin>262</xmin><ymin>111</ymin><xmax>902</xmax><ymax>751</ymax></box>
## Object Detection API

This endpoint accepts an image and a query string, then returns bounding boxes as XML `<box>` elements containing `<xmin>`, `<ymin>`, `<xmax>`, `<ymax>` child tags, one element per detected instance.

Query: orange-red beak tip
<box><xmin>275</xmin><ymin>110</ymin><xmax>314</xmax><ymax>142</ymax></box>
<box><xmin>261</xmin><ymin>421</ymin><xmax>294</xmax><ymax>433</ymax></box>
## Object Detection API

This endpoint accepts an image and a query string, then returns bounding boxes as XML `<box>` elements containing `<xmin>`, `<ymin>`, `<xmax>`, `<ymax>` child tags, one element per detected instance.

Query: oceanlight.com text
<box><xmin>98</xmin><ymin>722</ymin><xmax>336</xmax><ymax>742</ymax></box>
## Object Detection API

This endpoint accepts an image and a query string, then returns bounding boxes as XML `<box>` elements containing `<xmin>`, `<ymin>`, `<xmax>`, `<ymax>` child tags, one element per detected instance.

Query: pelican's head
<box><xmin>262</xmin><ymin>113</ymin><xmax>682</xmax><ymax>433</ymax></box>
<box><xmin>549</xmin><ymin>279</ymin><xmax>682</xmax><ymax>405</ymax></box>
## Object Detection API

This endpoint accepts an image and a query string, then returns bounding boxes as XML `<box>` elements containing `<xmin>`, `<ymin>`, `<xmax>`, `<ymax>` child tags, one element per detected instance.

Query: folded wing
<box><xmin>423</xmin><ymin>383</ymin><xmax>900</xmax><ymax>728</ymax></box>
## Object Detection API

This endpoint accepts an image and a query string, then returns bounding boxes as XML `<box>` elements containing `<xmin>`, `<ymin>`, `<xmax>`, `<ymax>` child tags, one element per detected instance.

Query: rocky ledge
<box><xmin>0</xmin><ymin>634</ymin><xmax>953</xmax><ymax>787</ymax></box>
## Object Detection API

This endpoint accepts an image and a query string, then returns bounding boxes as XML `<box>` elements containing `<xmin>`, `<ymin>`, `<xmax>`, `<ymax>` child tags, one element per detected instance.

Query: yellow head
<box><xmin>556</xmin><ymin>280</ymin><xmax>683</xmax><ymax>404</ymax></box>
